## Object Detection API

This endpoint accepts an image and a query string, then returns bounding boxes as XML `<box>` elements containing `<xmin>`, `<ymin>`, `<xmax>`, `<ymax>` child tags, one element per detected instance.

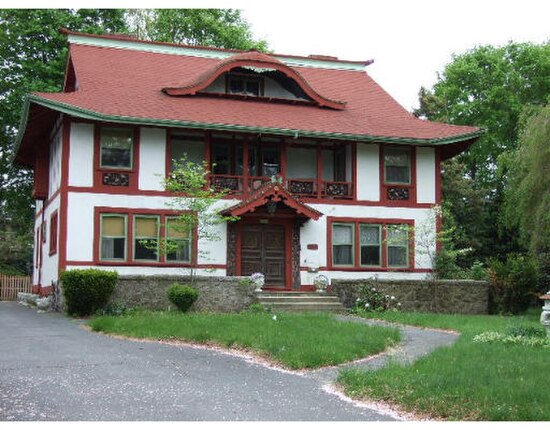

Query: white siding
<box><xmin>33</xmin><ymin>194</ymin><xmax>61</xmax><ymax>285</ymax></box>
<box><xmin>416</xmin><ymin>147</ymin><xmax>436</xmax><ymax>204</ymax></box>
<box><xmin>139</xmin><ymin>127</ymin><xmax>166</xmax><ymax>191</ymax></box>
<box><xmin>68</xmin><ymin>122</ymin><xmax>94</xmax><ymax>187</ymax></box>
<box><xmin>356</xmin><ymin>143</ymin><xmax>380</xmax><ymax>201</ymax></box>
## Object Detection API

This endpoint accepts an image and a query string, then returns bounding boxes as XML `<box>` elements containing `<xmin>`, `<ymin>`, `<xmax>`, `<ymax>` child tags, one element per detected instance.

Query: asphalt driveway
<box><xmin>0</xmin><ymin>302</ymin><xmax>397</xmax><ymax>421</ymax></box>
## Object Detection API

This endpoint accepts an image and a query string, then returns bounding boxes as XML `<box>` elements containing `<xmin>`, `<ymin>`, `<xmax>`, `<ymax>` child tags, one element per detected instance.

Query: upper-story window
<box><xmin>384</xmin><ymin>147</ymin><xmax>411</xmax><ymax>184</ymax></box>
<box><xmin>100</xmin><ymin>127</ymin><xmax>133</xmax><ymax>169</ymax></box>
<box><xmin>169</xmin><ymin>132</ymin><xmax>205</xmax><ymax>173</ymax></box>
<box><xmin>226</xmin><ymin>74</ymin><xmax>263</xmax><ymax>97</ymax></box>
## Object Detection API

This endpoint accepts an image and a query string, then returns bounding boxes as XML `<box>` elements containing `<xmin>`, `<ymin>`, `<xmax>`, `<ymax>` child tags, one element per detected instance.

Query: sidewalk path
<box><xmin>0</xmin><ymin>302</ymin><xmax>458</xmax><ymax>421</ymax></box>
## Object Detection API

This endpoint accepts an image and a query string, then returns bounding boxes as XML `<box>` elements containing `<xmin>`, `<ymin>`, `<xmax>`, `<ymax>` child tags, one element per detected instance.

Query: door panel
<box><xmin>241</xmin><ymin>224</ymin><xmax>286</xmax><ymax>288</ymax></box>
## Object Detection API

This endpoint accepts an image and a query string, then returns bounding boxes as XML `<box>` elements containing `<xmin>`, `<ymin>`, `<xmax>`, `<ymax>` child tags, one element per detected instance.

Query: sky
<box><xmin>238</xmin><ymin>0</ymin><xmax>549</xmax><ymax>111</ymax></box>
<box><xmin>14</xmin><ymin>0</ymin><xmax>550</xmax><ymax>111</ymax></box>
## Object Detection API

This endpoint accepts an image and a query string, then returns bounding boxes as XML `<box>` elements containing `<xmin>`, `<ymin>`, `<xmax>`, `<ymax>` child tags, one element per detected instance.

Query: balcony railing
<box><xmin>209</xmin><ymin>174</ymin><xmax>352</xmax><ymax>200</ymax></box>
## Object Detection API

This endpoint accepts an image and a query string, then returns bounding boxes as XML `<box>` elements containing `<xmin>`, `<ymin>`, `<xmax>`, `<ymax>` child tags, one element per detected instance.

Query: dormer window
<box><xmin>227</xmin><ymin>74</ymin><xmax>263</xmax><ymax>97</ymax></box>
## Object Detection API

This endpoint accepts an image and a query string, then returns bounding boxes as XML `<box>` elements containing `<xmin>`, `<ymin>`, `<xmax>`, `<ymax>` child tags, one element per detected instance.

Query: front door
<box><xmin>241</xmin><ymin>224</ymin><xmax>286</xmax><ymax>288</ymax></box>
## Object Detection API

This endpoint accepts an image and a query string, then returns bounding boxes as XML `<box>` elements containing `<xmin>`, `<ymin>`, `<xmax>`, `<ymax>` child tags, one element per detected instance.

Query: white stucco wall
<box><xmin>33</xmin><ymin>194</ymin><xmax>60</xmax><ymax>285</ymax></box>
<box><xmin>68</xmin><ymin>122</ymin><xmax>94</xmax><ymax>187</ymax></box>
<box><xmin>139</xmin><ymin>127</ymin><xmax>166</xmax><ymax>191</ymax></box>
<box><xmin>66</xmin><ymin>192</ymin><xmax>232</xmax><ymax>270</ymax></box>
<box><xmin>356</xmin><ymin>143</ymin><xmax>380</xmax><ymax>201</ymax></box>
<box><xmin>416</xmin><ymin>147</ymin><xmax>436</xmax><ymax>204</ymax></box>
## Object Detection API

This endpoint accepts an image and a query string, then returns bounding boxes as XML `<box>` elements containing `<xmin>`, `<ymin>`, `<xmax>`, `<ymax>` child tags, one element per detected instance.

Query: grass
<box><xmin>89</xmin><ymin>310</ymin><xmax>400</xmax><ymax>370</ymax></box>
<box><xmin>337</xmin><ymin>309</ymin><xmax>549</xmax><ymax>421</ymax></box>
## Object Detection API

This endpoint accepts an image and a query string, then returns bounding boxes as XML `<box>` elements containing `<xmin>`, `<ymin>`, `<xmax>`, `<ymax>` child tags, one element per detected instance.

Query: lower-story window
<box><xmin>134</xmin><ymin>215</ymin><xmax>160</xmax><ymax>261</ymax></box>
<box><xmin>330</xmin><ymin>218</ymin><xmax>413</xmax><ymax>269</ymax></box>
<box><xmin>165</xmin><ymin>216</ymin><xmax>191</xmax><ymax>263</ymax></box>
<box><xmin>100</xmin><ymin>214</ymin><xmax>127</xmax><ymax>261</ymax></box>
<box><xmin>98</xmin><ymin>210</ymin><xmax>194</xmax><ymax>265</ymax></box>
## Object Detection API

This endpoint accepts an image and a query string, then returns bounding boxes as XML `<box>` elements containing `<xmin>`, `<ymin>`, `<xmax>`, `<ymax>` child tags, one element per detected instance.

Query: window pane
<box><xmin>134</xmin><ymin>239</ymin><xmax>158</xmax><ymax>261</ymax></box>
<box><xmin>361</xmin><ymin>246</ymin><xmax>381</xmax><ymax>266</ymax></box>
<box><xmin>388</xmin><ymin>246</ymin><xmax>408</xmax><ymax>267</ymax></box>
<box><xmin>100</xmin><ymin>128</ymin><xmax>133</xmax><ymax>168</ymax></box>
<box><xmin>360</xmin><ymin>225</ymin><xmax>380</xmax><ymax>245</ymax></box>
<box><xmin>229</xmin><ymin>79</ymin><xmax>244</xmax><ymax>94</ymax></box>
<box><xmin>262</xmin><ymin>147</ymin><xmax>280</xmax><ymax>176</ymax></box>
<box><xmin>246</xmin><ymin>80</ymin><xmax>260</xmax><ymax>96</ymax></box>
<box><xmin>135</xmin><ymin>217</ymin><xmax>158</xmax><ymax>237</ymax></box>
<box><xmin>387</xmin><ymin>225</ymin><xmax>408</xmax><ymax>245</ymax></box>
<box><xmin>333</xmin><ymin>245</ymin><xmax>353</xmax><ymax>265</ymax></box>
<box><xmin>333</xmin><ymin>224</ymin><xmax>353</xmax><ymax>245</ymax></box>
<box><xmin>384</xmin><ymin>148</ymin><xmax>410</xmax><ymax>184</ymax></box>
<box><xmin>102</xmin><ymin>216</ymin><xmax>125</xmax><ymax>236</ymax></box>
<box><xmin>287</xmin><ymin>147</ymin><xmax>316</xmax><ymax>179</ymax></box>
<box><xmin>166</xmin><ymin>239</ymin><xmax>191</xmax><ymax>262</ymax></box>
<box><xmin>166</xmin><ymin>218</ymin><xmax>190</xmax><ymax>239</ymax></box>
<box><xmin>170</xmin><ymin>134</ymin><xmax>205</xmax><ymax>171</ymax></box>
<box><xmin>212</xmin><ymin>143</ymin><xmax>231</xmax><ymax>174</ymax></box>
<box><xmin>101</xmin><ymin>237</ymin><xmax>126</xmax><ymax>260</ymax></box>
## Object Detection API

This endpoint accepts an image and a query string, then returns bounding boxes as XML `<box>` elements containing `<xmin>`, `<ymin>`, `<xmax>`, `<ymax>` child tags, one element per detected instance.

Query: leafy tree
<box><xmin>125</xmin><ymin>9</ymin><xmax>267</xmax><ymax>51</ymax></box>
<box><xmin>415</xmin><ymin>41</ymin><xmax>550</xmax><ymax>262</ymax></box>
<box><xmin>0</xmin><ymin>9</ymin><xmax>128</xmax><ymax>272</ymax></box>
<box><xmin>163</xmin><ymin>156</ymin><xmax>238</xmax><ymax>282</ymax></box>
<box><xmin>503</xmin><ymin>106</ymin><xmax>550</xmax><ymax>255</ymax></box>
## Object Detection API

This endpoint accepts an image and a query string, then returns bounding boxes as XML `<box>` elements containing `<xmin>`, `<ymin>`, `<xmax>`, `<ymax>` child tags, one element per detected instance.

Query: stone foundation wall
<box><xmin>331</xmin><ymin>278</ymin><xmax>489</xmax><ymax>315</ymax></box>
<box><xmin>110</xmin><ymin>275</ymin><xmax>257</xmax><ymax>312</ymax></box>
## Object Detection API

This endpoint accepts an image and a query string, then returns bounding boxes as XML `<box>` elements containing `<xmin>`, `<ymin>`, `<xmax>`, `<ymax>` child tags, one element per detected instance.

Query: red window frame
<box><xmin>327</xmin><ymin>217</ymin><xmax>415</xmax><ymax>271</ymax></box>
<box><xmin>49</xmin><ymin>211</ymin><xmax>58</xmax><ymax>256</ymax></box>
<box><xmin>380</xmin><ymin>145</ymin><xmax>417</xmax><ymax>205</ymax></box>
<box><xmin>93</xmin><ymin>207</ymin><xmax>197</xmax><ymax>267</ymax></box>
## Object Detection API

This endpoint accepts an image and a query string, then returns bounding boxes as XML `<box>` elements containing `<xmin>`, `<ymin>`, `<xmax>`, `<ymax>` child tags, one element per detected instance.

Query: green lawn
<box><xmin>337</xmin><ymin>310</ymin><xmax>548</xmax><ymax>421</ymax></box>
<box><xmin>89</xmin><ymin>311</ymin><xmax>400</xmax><ymax>369</ymax></box>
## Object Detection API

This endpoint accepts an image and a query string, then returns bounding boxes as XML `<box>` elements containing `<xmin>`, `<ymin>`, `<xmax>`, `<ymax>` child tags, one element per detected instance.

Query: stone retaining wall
<box><xmin>110</xmin><ymin>275</ymin><xmax>257</xmax><ymax>312</ymax></box>
<box><xmin>331</xmin><ymin>278</ymin><xmax>489</xmax><ymax>314</ymax></box>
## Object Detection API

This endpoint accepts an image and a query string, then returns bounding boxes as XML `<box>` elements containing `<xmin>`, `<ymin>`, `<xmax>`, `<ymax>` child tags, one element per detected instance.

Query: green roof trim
<box><xmin>67</xmin><ymin>34</ymin><xmax>368</xmax><ymax>72</ymax></box>
<box><xmin>15</xmin><ymin>95</ymin><xmax>484</xmax><ymax>156</ymax></box>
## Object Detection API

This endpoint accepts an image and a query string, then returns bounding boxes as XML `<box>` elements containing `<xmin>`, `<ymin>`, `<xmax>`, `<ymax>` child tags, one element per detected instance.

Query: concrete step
<box><xmin>255</xmin><ymin>292</ymin><xmax>345</xmax><ymax>313</ymax></box>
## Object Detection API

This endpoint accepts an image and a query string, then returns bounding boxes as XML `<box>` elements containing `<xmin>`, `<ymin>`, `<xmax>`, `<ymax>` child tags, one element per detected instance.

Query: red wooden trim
<box><xmin>93</xmin><ymin>206</ymin><xmax>197</xmax><ymax>267</ymax></box>
<box><xmin>379</xmin><ymin>145</ymin><xmax>417</xmax><ymax>207</ymax></box>
<box><xmin>307</xmin><ymin>244</ymin><xmax>318</xmax><ymax>250</ymax></box>
<box><xmin>316</xmin><ymin>143</ymin><xmax>323</xmax><ymax>199</ymax></box>
<box><xmin>49</xmin><ymin>210</ymin><xmax>59</xmax><ymax>256</ymax></box>
<box><xmin>352</xmin><ymin>142</ymin><xmax>358</xmax><ymax>200</ymax></box>
<box><xmin>162</xmin><ymin>55</ymin><xmax>346</xmax><ymax>110</ymax></box>
<box><xmin>58</xmin><ymin>117</ymin><xmax>71</xmax><ymax>275</ymax></box>
<box><xmin>326</xmin><ymin>216</ymin><xmax>416</xmax><ymax>271</ymax></box>
<box><xmin>65</xmin><ymin>261</ymin><xmax>226</xmax><ymax>269</ymax></box>
<box><xmin>34</xmin><ymin>189</ymin><xmax>61</xmax><ymax>220</ymax></box>
<box><xmin>298</xmin><ymin>266</ymin><xmax>432</xmax><ymax>273</ymax></box>
<box><xmin>165</xmin><ymin>128</ymin><xmax>172</xmax><ymax>179</ymax></box>
<box><xmin>93</xmin><ymin>125</ymin><xmax>140</xmax><ymax>192</ymax></box>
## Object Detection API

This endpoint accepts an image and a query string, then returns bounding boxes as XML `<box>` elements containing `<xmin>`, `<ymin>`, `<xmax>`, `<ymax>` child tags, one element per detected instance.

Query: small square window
<box><xmin>100</xmin><ymin>128</ymin><xmax>133</xmax><ymax>169</ymax></box>
<box><xmin>384</xmin><ymin>147</ymin><xmax>411</xmax><ymax>184</ymax></box>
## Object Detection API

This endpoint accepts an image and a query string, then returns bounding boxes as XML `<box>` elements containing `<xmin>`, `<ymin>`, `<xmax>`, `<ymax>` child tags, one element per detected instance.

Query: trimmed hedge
<box><xmin>60</xmin><ymin>269</ymin><xmax>118</xmax><ymax>316</ymax></box>
<box><xmin>167</xmin><ymin>283</ymin><xmax>198</xmax><ymax>312</ymax></box>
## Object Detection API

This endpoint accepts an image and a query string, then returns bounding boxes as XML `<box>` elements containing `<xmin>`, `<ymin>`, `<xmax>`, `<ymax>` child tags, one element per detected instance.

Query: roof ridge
<box><xmin>59</xmin><ymin>28</ymin><xmax>372</xmax><ymax>69</ymax></box>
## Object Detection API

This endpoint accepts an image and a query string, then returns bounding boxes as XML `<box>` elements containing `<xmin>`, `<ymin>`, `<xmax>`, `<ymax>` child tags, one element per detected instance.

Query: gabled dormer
<box><xmin>162</xmin><ymin>51</ymin><xmax>347</xmax><ymax>110</ymax></box>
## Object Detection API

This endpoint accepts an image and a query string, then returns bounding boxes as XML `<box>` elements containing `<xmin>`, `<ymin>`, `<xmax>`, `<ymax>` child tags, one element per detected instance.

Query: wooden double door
<box><xmin>240</xmin><ymin>223</ymin><xmax>288</xmax><ymax>288</ymax></box>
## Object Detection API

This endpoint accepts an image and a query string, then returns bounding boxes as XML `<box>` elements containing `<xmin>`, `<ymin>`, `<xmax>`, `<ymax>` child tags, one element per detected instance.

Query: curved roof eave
<box><xmin>14</xmin><ymin>95</ymin><xmax>485</xmax><ymax>160</ymax></box>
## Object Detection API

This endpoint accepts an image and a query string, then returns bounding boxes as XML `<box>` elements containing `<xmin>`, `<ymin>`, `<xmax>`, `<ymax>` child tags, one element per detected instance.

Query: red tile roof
<box><xmin>16</xmin><ymin>31</ymin><xmax>482</xmax><ymax>164</ymax></box>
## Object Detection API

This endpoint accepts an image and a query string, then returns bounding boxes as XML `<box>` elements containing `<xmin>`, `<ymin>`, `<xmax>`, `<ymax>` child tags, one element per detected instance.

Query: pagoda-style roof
<box><xmin>14</xmin><ymin>29</ymin><xmax>483</xmax><ymax>166</ymax></box>
<box><xmin>220</xmin><ymin>181</ymin><xmax>323</xmax><ymax>220</ymax></box>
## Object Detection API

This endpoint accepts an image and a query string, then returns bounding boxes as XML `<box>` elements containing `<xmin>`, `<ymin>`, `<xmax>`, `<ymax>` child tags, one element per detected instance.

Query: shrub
<box><xmin>487</xmin><ymin>253</ymin><xmax>539</xmax><ymax>314</ymax></box>
<box><xmin>505</xmin><ymin>324</ymin><xmax>547</xmax><ymax>338</ymax></box>
<box><xmin>60</xmin><ymin>269</ymin><xmax>118</xmax><ymax>317</ymax></box>
<box><xmin>354</xmin><ymin>281</ymin><xmax>400</xmax><ymax>312</ymax></box>
<box><xmin>245</xmin><ymin>303</ymin><xmax>271</xmax><ymax>314</ymax></box>
<box><xmin>167</xmin><ymin>283</ymin><xmax>198</xmax><ymax>312</ymax></box>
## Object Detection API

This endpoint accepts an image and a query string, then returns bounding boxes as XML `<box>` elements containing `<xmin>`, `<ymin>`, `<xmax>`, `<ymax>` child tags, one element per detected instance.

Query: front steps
<box><xmin>255</xmin><ymin>291</ymin><xmax>346</xmax><ymax>313</ymax></box>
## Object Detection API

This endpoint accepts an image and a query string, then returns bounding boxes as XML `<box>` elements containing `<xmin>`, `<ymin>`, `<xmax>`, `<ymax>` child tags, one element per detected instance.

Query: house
<box><xmin>14</xmin><ymin>30</ymin><xmax>482</xmax><ymax>295</ymax></box>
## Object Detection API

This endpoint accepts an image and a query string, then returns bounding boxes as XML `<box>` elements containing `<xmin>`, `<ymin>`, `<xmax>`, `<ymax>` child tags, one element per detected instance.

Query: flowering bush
<box><xmin>250</xmin><ymin>273</ymin><xmax>264</xmax><ymax>283</ymax></box>
<box><xmin>473</xmin><ymin>331</ymin><xmax>550</xmax><ymax>348</ymax></box>
<box><xmin>354</xmin><ymin>281</ymin><xmax>401</xmax><ymax>312</ymax></box>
